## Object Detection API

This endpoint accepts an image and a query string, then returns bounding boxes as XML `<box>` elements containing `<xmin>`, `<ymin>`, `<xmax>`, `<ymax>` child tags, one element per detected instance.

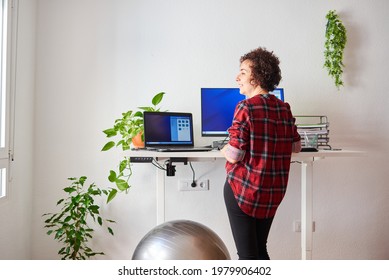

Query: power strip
<box><xmin>130</xmin><ymin>157</ymin><xmax>153</xmax><ymax>163</ymax></box>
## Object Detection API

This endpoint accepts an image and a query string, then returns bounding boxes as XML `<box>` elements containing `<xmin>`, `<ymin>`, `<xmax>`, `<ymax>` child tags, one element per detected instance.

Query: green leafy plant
<box><xmin>101</xmin><ymin>92</ymin><xmax>166</xmax><ymax>202</ymax></box>
<box><xmin>324</xmin><ymin>10</ymin><xmax>347</xmax><ymax>89</ymax></box>
<box><xmin>43</xmin><ymin>176</ymin><xmax>115</xmax><ymax>260</ymax></box>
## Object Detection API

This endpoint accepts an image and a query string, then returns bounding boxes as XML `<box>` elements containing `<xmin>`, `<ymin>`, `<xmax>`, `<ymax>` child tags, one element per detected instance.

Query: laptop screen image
<box><xmin>143</xmin><ymin>111</ymin><xmax>195</xmax><ymax>148</ymax></box>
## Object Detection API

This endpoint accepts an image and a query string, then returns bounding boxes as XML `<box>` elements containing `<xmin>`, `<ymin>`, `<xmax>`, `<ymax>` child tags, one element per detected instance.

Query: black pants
<box><xmin>224</xmin><ymin>180</ymin><xmax>274</xmax><ymax>260</ymax></box>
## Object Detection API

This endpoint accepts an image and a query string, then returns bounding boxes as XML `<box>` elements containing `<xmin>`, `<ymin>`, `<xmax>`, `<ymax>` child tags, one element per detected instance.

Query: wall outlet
<box><xmin>178</xmin><ymin>179</ymin><xmax>209</xmax><ymax>191</ymax></box>
<box><xmin>293</xmin><ymin>220</ymin><xmax>316</xmax><ymax>232</ymax></box>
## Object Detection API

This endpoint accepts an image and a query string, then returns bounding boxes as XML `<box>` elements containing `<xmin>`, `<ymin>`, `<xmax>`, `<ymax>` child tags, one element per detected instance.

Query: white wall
<box><xmin>2</xmin><ymin>0</ymin><xmax>387</xmax><ymax>260</ymax></box>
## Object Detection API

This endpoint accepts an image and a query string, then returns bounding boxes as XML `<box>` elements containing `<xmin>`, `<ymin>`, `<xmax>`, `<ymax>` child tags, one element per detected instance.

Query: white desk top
<box><xmin>127</xmin><ymin>149</ymin><xmax>364</xmax><ymax>162</ymax></box>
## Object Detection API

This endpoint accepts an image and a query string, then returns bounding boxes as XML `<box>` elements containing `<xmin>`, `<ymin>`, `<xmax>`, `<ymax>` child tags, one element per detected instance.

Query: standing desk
<box><xmin>127</xmin><ymin>149</ymin><xmax>362</xmax><ymax>260</ymax></box>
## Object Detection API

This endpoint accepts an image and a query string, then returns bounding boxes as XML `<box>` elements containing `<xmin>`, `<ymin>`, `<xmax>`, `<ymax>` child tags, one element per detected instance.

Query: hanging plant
<box><xmin>101</xmin><ymin>92</ymin><xmax>166</xmax><ymax>203</ymax></box>
<box><xmin>324</xmin><ymin>10</ymin><xmax>347</xmax><ymax>90</ymax></box>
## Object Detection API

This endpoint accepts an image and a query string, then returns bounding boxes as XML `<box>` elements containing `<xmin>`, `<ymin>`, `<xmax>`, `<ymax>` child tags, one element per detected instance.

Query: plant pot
<box><xmin>132</xmin><ymin>132</ymin><xmax>144</xmax><ymax>148</ymax></box>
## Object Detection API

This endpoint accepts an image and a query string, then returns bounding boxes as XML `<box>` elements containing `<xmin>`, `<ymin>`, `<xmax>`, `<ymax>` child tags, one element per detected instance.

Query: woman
<box><xmin>221</xmin><ymin>47</ymin><xmax>301</xmax><ymax>260</ymax></box>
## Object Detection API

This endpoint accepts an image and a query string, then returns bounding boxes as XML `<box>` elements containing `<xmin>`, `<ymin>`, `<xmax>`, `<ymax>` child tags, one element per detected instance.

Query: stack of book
<box><xmin>295</xmin><ymin>115</ymin><xmax>331</xmax><ymax>150</ymax></box>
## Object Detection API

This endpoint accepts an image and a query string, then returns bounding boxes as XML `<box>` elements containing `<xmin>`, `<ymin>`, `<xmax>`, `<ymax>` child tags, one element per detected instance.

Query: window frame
<box><xmin>0</xmin><ymin>0</ymin><xmax>17</xmax><ymax>200</ymax></box>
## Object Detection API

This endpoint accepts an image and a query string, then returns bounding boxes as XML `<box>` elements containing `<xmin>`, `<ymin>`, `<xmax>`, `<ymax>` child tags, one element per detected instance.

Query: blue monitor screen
<box><xmin>201</xmin><ymin>88</ymin><xmax>245</xmax><ymax>137</ymax></box>
<box><xmin>201</xmin><ymin>87</ymin><xmax>284</xmax><ymax>137</ymax></box>
<box><xmin>270</xmin><ymin>88</ymin><xmax>284</xmax><ymax>102</ymax></box>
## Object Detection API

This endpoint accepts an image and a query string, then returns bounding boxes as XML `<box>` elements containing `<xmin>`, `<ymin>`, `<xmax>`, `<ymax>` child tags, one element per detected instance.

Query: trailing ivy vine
<box><xmin>102</xmin><ymin>92</ymin><xmax>166</xmax><ymax>203</ymax></box>
<box><xmin>324</xmin><ymin>10</ymin><xmax>347</xmax><ymax>90</ymax></box>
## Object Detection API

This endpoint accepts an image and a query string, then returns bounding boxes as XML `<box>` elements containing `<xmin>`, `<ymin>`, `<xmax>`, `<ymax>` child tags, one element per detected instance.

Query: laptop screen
<box><xmin>143</xmin><ymin>111</ymin><xmax>194</xmax><ymax>147</ymax></box>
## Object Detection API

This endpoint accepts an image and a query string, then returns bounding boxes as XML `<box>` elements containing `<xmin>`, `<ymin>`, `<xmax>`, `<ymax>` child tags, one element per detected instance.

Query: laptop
<box><xmin>143</xmin><ymin>111</ymin><xmax>213</xmax><ymax>152</ymax></box>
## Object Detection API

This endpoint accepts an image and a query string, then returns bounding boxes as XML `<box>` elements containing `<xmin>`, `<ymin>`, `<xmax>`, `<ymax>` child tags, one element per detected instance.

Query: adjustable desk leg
<box><xmin>156</xmin><ymin>168</ymin><xmax>165</xmax><ymax>224</ymax></box>
<box><xmin>155</xmin><ymin>157</ymin><xmax>187</xmax><ymax>224</ymax></box>
<box><xmin>301</xmin><ymin>161</ymin><xmax>314</xmax><ymax>260</ymax></box>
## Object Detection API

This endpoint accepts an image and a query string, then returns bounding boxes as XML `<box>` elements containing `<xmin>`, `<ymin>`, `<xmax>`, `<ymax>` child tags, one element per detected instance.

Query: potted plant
<box><xmin>43</xmin><ymin>176</ymin><xmax>115</xmax><ymax>260</ymax></box>
<box><xmin>101</xmin><ymin>92</ymin><xmax>166</xmax><ymax>202</ymax></box>
<box><xmin>324</xmin><ymin>10</ymin><xmax>347</xmax><ymax>90</ymax></box>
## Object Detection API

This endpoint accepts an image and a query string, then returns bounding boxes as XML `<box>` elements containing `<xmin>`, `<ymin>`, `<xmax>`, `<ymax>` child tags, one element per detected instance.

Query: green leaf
<box><xmin>151</xmin><ymin>92</ymin><xmax>165</xmax><ymax>106</ymax></box>
<box><xmin>108</xmin><ymin>170</ymin><xmax>117</xmax><ymax>182</ymax></box>
<box><xmin>63</xmin><ymin>187</ymin><xmax>76</xmax><ymax>193</ymax></box>
<box><xmin>115</xmin><ymin>179</ymin><xmax>129</xmax><ymax>191</ymax></box>
<box><xmin>133</xmin><ymin>111</ymin><xmax>144</xmax><ymax>118</ymax></box>
<box><xmin>56</xmin><ymin>198</ymin><xmax>64</xmax><ymax>205</ymax></box>
<box><xmin>103</xmin><ymin>128</ymin><xmax>117</xmax><ymax>137</ymax></box>
<box><xmin>121</xmin><ymin>142</ymin><xmax>130</xmax><ymax>151</ymax></box>
<box><xmin>55</xmin><ymin>229</ymin><xmax>64</xmax><ymax>239</ymax></box>
<box><xmin>89</xmin><ymin>188</ymin><xmax>101</xmax><ymax>196</ymax></box>
<box><xmin>116</xmin><ymin>140</ymin><xmax>124</xmax><ymax>147</ymax></box>
<box><xmin>64</xmin><ymin>216</ymin><xmax>72</xmax><ymax>223</ymax></box>
<box><xmin>79</xmin><ymin>176</ymin><xmax>87</xmax><ymax>185</ymax></box>
<box><xmin>119</xmin><ymin>159</ymin><xmax>128</xmax><ymax>173</ymax></box>
<box><xmin>102</xmin><ymin>141</ymin><xmax>115</xmax><ymax>151</ymax></box>
<box><xmin>43</xmin><ymin>216</ymin><xmax>54</xmax><ymax>223</ymax></box>
<box><xmin>138</xmin><ymin>106</ymin><xmax>153</xmax><ymax>111</ymax></box>
<box><xmin>107</xmin><ymin>189</ymin><xmax>118</xmax><ymax>203</ymax></box>
<box><xmin>89</xmin><ymin>205</ymin><xmax>100</xmax><ymax>214</ymax></box>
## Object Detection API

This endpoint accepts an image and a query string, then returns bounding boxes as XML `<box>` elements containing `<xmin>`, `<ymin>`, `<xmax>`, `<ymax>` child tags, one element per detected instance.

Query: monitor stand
<box><xmin>212</xmin><ymin>139</ymin><xmax>229</xmax><ymax>149</ymax></box>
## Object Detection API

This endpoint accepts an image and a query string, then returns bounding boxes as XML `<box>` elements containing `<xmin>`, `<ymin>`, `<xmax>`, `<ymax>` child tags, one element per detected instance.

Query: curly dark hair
<box><xmin>240</xmin><ymin>47</ymin><xmax>282</xmax><ymax>92</ymax></box>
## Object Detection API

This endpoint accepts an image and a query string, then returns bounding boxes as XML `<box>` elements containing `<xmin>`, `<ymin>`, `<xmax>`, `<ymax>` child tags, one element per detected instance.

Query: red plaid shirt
<box><xmin>226</xmin><ymin>94</ymin><xmax>300</xmax><ymax>219</ymax></box>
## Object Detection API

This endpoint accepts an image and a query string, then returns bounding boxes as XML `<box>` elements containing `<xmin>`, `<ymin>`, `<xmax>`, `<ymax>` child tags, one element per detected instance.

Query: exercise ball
<box><xmin>132</xmin><ymin>220</ymin><xmax>230</xmax><ymax>260</ymax></box>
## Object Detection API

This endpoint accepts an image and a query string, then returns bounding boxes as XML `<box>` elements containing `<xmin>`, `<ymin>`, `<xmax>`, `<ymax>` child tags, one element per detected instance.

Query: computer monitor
<box><xmin>201</xmin><ymin>88</ymin><xmax>244</xmax><ymax>137</ymax></box>
<box><xmin>200</xmin><ymin>87</ymin><xmax>284</xmax><ymax>137</ymax></box>
<box><xmin>270</xmin><ymin>88</ymin><xmax>284</xmax><ymax>102</ymax></box>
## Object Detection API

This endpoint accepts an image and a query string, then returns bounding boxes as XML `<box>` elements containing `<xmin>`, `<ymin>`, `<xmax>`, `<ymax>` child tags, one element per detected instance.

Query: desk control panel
<box><xmin>130</xmin><ymin>157</ymin><xmax>153</xmax><ymax>163</ymax></box>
